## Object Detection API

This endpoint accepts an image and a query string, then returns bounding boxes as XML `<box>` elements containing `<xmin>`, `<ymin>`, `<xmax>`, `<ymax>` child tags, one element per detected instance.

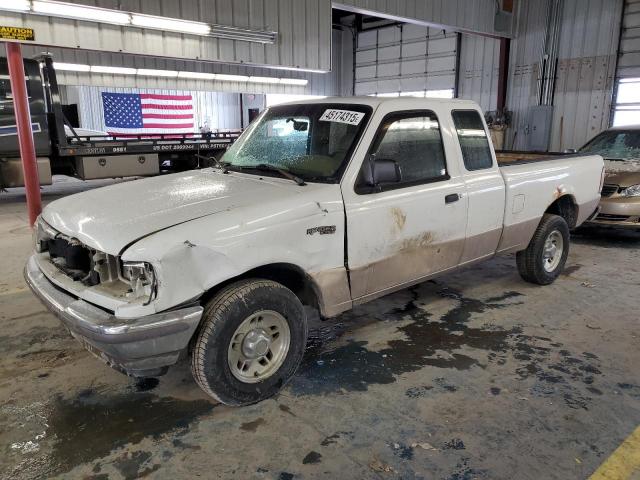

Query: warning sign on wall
<box><xmin>0</xmin><ymin>26</ymin><xmax>35</xmax><ymax>41</ymax></box>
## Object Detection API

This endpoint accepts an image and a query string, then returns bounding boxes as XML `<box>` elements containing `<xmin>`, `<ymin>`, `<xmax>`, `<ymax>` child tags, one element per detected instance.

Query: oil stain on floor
<box><xmin>293</xmin><ymin>281</ymin><xmax>603</xmax><ymax>412</ymax></box>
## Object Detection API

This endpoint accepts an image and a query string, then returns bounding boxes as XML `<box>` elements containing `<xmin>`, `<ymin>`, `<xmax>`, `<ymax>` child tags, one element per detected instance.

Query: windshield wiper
<box><xmin>234</xmin><ymin>163</ymin><xmax>307</xmax><ymax>186</ymax></box>
<box><xmin>195</xmin><ymin>154</ymin><xmax>230</xmax><ymax>172</ymax></box>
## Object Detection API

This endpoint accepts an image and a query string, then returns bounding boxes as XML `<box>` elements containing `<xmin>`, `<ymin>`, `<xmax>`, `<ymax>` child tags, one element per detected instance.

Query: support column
<box><xmin>5</xmin><ymin>41</ymin><xmax>41</xmax><ymax>226</ymax></box>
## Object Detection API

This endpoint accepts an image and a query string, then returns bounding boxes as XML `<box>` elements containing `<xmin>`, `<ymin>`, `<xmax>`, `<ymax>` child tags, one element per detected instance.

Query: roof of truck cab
<box><xmin>272</xmin><ymin>96</ymin><xmax>481</xmax><ymax>109</ymax></box>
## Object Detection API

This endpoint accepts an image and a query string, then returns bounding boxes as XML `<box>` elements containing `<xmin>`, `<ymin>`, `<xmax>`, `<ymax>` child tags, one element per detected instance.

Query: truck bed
<box><xmin>496</xmin><ymin>150</ymin><xmax>568</xmax><ymax>165</ymax></box>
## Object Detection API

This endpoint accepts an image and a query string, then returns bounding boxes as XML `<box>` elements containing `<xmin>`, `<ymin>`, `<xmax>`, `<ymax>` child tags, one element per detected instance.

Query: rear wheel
<box><xmin>191</xmin><ymin>279</ymin><xmax>307</xmax><ymax>406</ymax></box>
<box><xmin>517</xmin><ymin>214</ymin><xmax>570</xmax><ymax>285</ymax></box>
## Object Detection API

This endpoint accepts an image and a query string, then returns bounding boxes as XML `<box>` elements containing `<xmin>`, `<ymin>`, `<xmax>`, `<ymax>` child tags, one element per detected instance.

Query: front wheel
<box><xmin>191</xmin><ymin>279</ymin><xmax>308</xmax><ymax>406</ymax></box>
<box><xmin>516</xmin><ymin>214</ymin><xmax>570</xmax><ymax>285</ymax></box>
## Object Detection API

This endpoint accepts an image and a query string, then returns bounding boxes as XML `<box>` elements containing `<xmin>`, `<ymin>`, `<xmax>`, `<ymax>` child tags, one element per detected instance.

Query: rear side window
<box><xmin>452</xmin><ymin>110</ymin><xmax>493</xmax><ymax>171</ymax></box>
<box><xmin>368</xmin><ymin>111</ymin><xmax>448</xmax><ymax>188</ymax></box>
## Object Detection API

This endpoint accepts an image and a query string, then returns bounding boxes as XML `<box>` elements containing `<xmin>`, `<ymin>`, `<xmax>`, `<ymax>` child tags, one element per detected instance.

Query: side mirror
<box><xmin>362</xmin><ymin>155</ymin><xmax>402</xmax><ymax>188</ymax></box>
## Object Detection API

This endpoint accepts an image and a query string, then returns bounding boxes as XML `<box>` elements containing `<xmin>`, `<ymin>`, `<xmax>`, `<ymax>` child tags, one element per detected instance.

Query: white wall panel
<box><xmin>0</xmin><ymin>0</ymin><xmax>332</xmax><ymax>72</ymax></box>
<box><xmin>550</xmin><ymin>0</ymin><xmax>623</xmax><ymax>150</ymax></box>
<box><xmin>458</xmin><ymin>33</ymin><xmax>500</xmax><ymax>113</ymax></box>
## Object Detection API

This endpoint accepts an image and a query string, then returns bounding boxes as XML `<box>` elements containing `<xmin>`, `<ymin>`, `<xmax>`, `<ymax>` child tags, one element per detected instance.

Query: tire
<box><xmin>191</xmin><ymin>279</ymin><xmax>308</xmax><ymax>406</ymax></box>
<box><xmin>516</xmin><ymin>213</ymin><xmax>570</xmax><ymax>285</ymax></box>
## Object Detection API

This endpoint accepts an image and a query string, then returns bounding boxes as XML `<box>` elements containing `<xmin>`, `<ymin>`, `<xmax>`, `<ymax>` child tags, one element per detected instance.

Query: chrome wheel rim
<box><xmin>543</xmin><ymin>230</ymin><xmax>564</xmax><ymax>273</ymax></box>
<box><xmin>228</xmin><ymin>310</ymin><xmax>290</xmax><ymax>383</ymax></box>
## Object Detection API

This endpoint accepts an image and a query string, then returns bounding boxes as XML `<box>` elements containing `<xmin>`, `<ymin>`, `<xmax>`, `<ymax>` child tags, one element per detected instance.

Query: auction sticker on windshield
<box><xmin>320</xmin><ymin>109</ymin><xmax>365</xmax><ymax>126</ymax></box>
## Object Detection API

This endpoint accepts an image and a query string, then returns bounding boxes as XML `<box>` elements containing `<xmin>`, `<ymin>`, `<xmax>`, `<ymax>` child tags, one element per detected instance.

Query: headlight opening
<box><xmin>121</xmin><ymin>261</ymin><xmax>157</xmax><ymax>304</ymax></box>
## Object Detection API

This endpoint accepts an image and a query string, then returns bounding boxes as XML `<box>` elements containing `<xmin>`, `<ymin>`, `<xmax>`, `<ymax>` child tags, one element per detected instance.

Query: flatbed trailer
<box><xmin>0</xmin><ymin>55</ymin><xmax>241</xmax><ymax>188</ymax></box>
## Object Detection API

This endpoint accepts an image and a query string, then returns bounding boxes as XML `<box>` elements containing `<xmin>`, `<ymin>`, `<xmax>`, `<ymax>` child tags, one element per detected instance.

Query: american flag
<box><xmin>101</xmin><ymin>92</ymin><xmax>194</xmax><ymax>136</ymax></box>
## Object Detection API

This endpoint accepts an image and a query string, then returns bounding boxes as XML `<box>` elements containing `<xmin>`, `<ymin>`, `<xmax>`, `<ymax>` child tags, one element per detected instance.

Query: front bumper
<box><xmin>587</xmin><ymin>196</ymin><xmax>640</xmax><ymax>229</ymax></box>
<box><xmin>24</xmin><ymin>255</ymin><xmax>203</xmax><ymax>377</ymax></box>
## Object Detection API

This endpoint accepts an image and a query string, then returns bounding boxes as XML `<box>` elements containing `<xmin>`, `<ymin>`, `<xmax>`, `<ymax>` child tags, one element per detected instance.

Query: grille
<box><xmin>601</xmin><ymin>184</ymin><xmax>619</xmax><ymax>197</ymax></box>
<box><xmin>46</xmin><ymin>237</ymin><xmax>98</xmax><ymax>283</ymax></box>
<box><xmin>596</xmin><ymin>213</ymin><xmax>630</xmax><ymax>222</ymax></box>
<box><xmin>37</xmin><ymin>223</ymin><xmax>121</xmax><ymax>286</ymax></box>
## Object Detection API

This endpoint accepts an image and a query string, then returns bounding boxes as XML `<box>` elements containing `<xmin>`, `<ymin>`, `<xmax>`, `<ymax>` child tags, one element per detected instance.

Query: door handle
<box><xmin>445</xmin><ymin>193</ymin><xmax>460</xmax><ymax>204</ymax></box>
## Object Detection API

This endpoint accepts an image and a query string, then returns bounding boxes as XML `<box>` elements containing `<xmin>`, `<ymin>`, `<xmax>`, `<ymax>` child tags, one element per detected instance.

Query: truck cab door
<box><xmin>341</xmin><ymin>106</ymin><xmax>468</xmax><ymax>302</ymax></box>
<box><xmin>450</xmin><ymin>110</ymin><xmax>506</xmax><ymax>263</ymax></box>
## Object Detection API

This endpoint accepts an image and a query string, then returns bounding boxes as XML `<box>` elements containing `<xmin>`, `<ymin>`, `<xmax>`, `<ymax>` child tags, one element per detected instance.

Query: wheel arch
<box><xmin>545</xmin><ymin>194</ymin><xmax>579</xmax><ymax>228</ymax></box>
<box><xmin>200</xmin><ymin>262</ymin><xmax>322</xmax><ymax>314</ymax></box>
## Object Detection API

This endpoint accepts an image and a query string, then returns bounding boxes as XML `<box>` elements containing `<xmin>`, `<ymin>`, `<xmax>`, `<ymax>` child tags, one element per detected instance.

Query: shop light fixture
<box><xmin>32</xmin><ymin>0</ymin><xmax>130</xmax><ymax>24</ymax></box>
<box><xmin>248</xmin><ymin>76</ymin><xmax>281</xmax><ymax>84</ymax></box>
<box><xmin>0</xmin><ymin>0</ymin><xmax>30</xmax><ymax>12</ymax></box>
<box><xmin>280</xmin><ymin>78</ymin><xmax>309</xmax><ymax>86</ymax></box>
<box><xmin>178</xmin><ymin>71</ymin><xmax>217</xmax><ymax>80</ymax></box>
<box><xmin>137</xmin><ymin>68</ymin><xmax>178</xmax><ymax>77</ymax></box>
<box><xmin>91</xmin><ymin>66</ymin><xmax>136</xmax><ymax>75</ymax></box>
<box><xmin>1</xmin><ymin>0</ymin><xmax>277</xmax><ymax>43</ymax></box>
<box><xmin>53</xmin><ymin>62</ymin><xmax>90</xmax><ymax>72</ymax></box>
<box><xmin>215</xmin><ymin>74</ymin><xmax>250</xmax><ymax>82</ymax></box>
<box><xmin>130</xmin><ymin>14</ymin><xmax>210</xmax><ymax>35</ymax></box>
<box><xmin>52</xmin><ymin>63</ymin><xmax>308</xmax><ymax>86</ymax></box>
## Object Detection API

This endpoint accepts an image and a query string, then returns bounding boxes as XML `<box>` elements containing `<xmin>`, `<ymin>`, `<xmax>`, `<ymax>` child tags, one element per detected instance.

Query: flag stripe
<box><xmin>106</xmin><ymin>127</ymin><xmax>194</xmax><ymax>134</ymax></box>
<box><xmin>144</xmin><ymin>122</ymin><xmax>193</xmax><ymax>126</ymax></box>
<box><xmin>139</xmin><ymin>93</ymin><xmax>192</xmax><ymax>101</ymax></box>
<box><xmin>141</xmin><ymin>98</ymin><xmax>193</xmax><ymax>106</ymax></box>
<box><xmin>140</xmin><ymin>103</ymin><xmax>193</xmax><ymax>110</ymax></box>
<box><xmin>142</xmin><ymin>113</ymin><xmax>194</xmax><ymax>120</ymax></box>
<box><xmin>140</xmin><ymin>108</ymin><xmax>193</xmax><ymax>116</ymax></box>
<box><xmin>142</xmin><ymin>117</ymin><xmax>193</xmax><ymax>124</ymax></box>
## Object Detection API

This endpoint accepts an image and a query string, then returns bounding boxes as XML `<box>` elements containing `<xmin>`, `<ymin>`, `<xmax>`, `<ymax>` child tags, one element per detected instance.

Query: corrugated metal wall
<box><xmin>458</xmin><ymin>34</ymin><xmax>500</xmax><ymax>112</ymax></box>
<box><xmin>504</xmin><ymin>0</ymin><xmax>549</xmax><ymax>150</ymax></box>
<box><xmin>1</xmin><ymin>0</ymin><xmax>332</xmax><ymax>72</ymax></box>
<box><xmin>354</xmin><ymin>24</ymin><xmax>457</xmax><ymax>95</ymax></box>
<box><xmin>335</xmin><ymin>0</ymin><xmax>510</xmax><ymax>37</ymax></box>
<box><xmin>21</xmin><ymin>29</ymin><xmax>346</xmax><ymax>96</ymax></box>
<box><xmin>617</xmin><ymin>0</ymin><xmax>640</xmax><ymax>78</ymax></box>
<box><xmin>549</xmin><ymin>0</ymin><xmax>624</xmax><ymax>150</ymax></box>
<box><xmin>504</xmin><ymin>0</ymin><xmax>623</xmax><ymax>151</ymax></box>
<box><xmin>62</xmin><ymin>85</ymin><xmax>243</xmax><ymax>131</ymax></box>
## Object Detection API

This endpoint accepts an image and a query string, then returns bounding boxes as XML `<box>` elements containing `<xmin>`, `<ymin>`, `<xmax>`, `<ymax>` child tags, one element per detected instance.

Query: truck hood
<box><xmin>42</xmin><ymin>169</ymin><xmax>312</xmax><ymax>254</ymax></box>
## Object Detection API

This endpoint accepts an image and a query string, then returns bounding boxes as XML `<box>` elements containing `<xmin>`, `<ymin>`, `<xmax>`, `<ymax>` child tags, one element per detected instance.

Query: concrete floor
<box><xmin>1</xmin><ymin>177</ymin><xmax>639</xmax><ymax>480</ymax></box>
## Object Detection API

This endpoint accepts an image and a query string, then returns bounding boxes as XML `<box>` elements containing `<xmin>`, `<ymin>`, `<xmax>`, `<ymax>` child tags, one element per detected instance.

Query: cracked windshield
<box><xmin>221</xmin><ymin>103</ymin><xmax>371</xmax><ymax>182</ymax></box>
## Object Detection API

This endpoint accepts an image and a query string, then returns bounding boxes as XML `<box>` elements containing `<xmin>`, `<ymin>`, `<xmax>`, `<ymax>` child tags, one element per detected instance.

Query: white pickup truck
<box><xmin>26</xmin><ymin>97</ymin><xmax>604</xmax><ymax>405</ymax></box>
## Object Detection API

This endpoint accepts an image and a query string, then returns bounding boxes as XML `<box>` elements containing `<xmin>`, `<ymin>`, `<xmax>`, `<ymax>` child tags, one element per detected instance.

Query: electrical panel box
<box><xmin>526</xmin><ymin>105</ymin><xmax>554</xmax><ymax>152</ymax></box>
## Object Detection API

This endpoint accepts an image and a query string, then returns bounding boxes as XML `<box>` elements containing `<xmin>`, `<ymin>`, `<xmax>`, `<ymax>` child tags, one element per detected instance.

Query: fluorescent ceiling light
<box><xmin>52</xmin><ymin>62</ymin><xmax>301</xmax><ymax>86</ymax></box>
<box><xmin>178</xmin><ymin>71</ymin><xmax>217</xmax><ymax>80</ymax></box>
<box><xmin>279</xmin><ymin>78</ymin><xmax>308</xmax><ymax>86</ymax></box>
<box><xmin>131</xmin><ymin>14</ymin><xmax>210</xmax><ymax>35</ymax></box>
<box><xmin>1</xmin><ymin>0</ymin><xmax>277</xmax><ymax>43</ymax></box>
<box><xmin>32</xmin><ymin>0</ymin><xmax>130</xmax><ymax>24</ymax></box>
<box><xmin>54</xmin><ymin>62</ymin><xmax>90</xmax><ymax>72</ymax></box>
<box><xmin>215</xmin><ymin>74</ymin><xmax>249</xmax><ymax>82</ymax></box>
<box><xmin>248</xmin><ymin>76</ymin><xmax>280</xmax><ymax>84</ymax></box>
<box><xmin>0</xmin><ymin>0</ymin><xmax>30</xmax><ymax>12</ymax></box>
<box><xmin>137</xmin><ymin>68</ymin><xmax>178</xmax><ymax>77</ymax></box>
<box><xmin>91</xmin><ymin>66</ymin><xmax>136</xmax><ymax>75</ymax></box>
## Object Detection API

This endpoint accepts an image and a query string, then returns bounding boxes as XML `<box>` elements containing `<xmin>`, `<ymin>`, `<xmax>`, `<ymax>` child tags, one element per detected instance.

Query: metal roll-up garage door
<box><xmin>354</xmin><ymin>23</ymin><xmax>457</xmax><ymax>97</ymax></box>
<box><xmin>612</xmin><ymin>0</ymin><xmax>640</xmax><ymax>126</ymax></box>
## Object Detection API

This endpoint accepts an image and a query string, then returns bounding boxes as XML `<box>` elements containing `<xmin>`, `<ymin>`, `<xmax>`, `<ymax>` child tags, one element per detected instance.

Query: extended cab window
<box><xmin>359</xmin><ymin>111</ymin><xmax>448</xmax><ymax>192</ymax></box>
<box><xmin>451</xmin><ymin>110</ymin><xmax>494</xmax><ymax>171</ymax></box>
